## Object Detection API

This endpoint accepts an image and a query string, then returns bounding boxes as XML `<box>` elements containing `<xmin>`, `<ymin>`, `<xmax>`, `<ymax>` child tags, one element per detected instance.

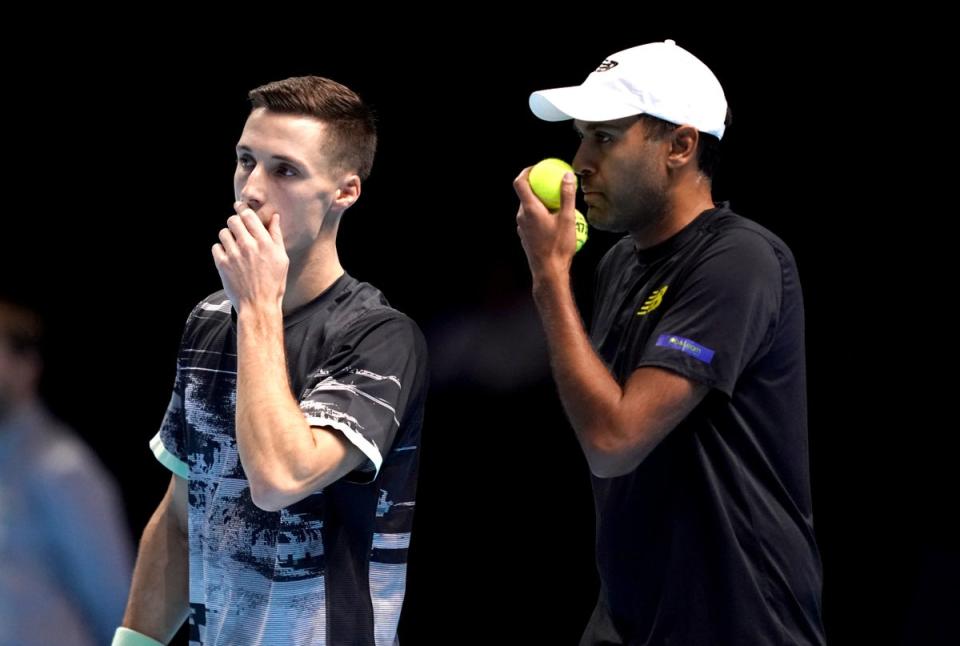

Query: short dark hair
<box><xmin>638</xmin><ymin>108</ymin><xmax>733</xmax><ymax>181</ymax></box>
<box><xmin>248</xmin><ymin>76</ymin><xmax>378</xmax><ymax>181</ymax></box>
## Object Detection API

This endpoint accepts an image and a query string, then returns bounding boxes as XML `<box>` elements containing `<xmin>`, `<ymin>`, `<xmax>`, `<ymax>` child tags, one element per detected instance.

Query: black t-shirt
<box><xmin>581</xmin><ymin>203</ymin><xmax>825</xmax><ymax>646</ymax></box>
<box><xmin>153</xmin><ymin>272</ymin><xmax>428</xmax><ymax>646</ymax></box>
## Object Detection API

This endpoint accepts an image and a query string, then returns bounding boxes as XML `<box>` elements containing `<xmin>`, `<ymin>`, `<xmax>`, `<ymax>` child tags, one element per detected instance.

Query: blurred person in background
<box><xmin>0</xmin><ymin>297</ymin><xmax>134</xmax><ymax>645</ymax></box>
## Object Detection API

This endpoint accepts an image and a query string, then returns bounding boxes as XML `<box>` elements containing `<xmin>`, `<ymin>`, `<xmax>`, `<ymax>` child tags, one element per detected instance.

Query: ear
<box><xmin>666</xmin><ymin>125</ymin><xmax>700</xmax><ymax>171</ymax></box>
<box><xmin>331</xmin><ymin>174</ymin><xmax>362</xmax><ymax>213</ymax></box>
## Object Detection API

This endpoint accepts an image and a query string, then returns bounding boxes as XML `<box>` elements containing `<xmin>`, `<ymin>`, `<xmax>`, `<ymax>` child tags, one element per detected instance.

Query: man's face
<box><xmin>233</xmin><ymin>108</ymin><xmax>347</xmax><ymax>259</ymax></box>
<box><xmin>572</xmin><ymin>116</ymin><xmax>671</xmax><ymax>236</ymax></box>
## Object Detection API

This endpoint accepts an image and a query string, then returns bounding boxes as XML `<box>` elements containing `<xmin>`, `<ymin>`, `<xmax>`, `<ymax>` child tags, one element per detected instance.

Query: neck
<box><xmin>631</xmin><ymin>181</ymin><xmax>715</xmax><ymax>250</ymax></box>
<box><xmin>282</xmin><ymin>238</ymin><xmax>345</xmax><ymax>315</ymax></box>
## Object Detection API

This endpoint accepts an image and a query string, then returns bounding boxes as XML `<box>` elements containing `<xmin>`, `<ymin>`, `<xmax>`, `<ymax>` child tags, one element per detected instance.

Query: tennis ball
<box><xmin>575</xmin><ymin>209</ymin><xmax>588</xmax><ymax>252</ymax></box>
<box><xmin>527</xmin><ymin>158</ymin><xmax>589</xmax><ymax>253</ymax></box>
<box><xmin>528</xmin><ymin>158</ymin><xmax>576</xmax><ymax>210</ymax></box>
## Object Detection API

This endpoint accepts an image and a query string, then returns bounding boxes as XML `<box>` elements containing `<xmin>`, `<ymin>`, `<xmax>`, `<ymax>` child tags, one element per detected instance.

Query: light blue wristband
<box><xmin>111</xmin><ymin>626</ymin><xmax>165</xmax><ymax>646</ymax></box>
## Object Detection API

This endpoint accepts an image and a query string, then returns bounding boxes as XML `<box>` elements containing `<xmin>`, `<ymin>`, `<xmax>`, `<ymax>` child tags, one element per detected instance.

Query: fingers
<box><xmin>212</xmin><ymin>242</ymin><xmax>228</xmax><ymax>267</ymax></box>
<box><xmin>512</xmin><ymin>167</ymin><xmax>540</xmax><ymax>207</ymax></box>
<box><xmin>512</xmin><ymin>167</ymin><xmax>531</xmax><ymax>194</ymax></box>
<box><xmin>268</xmin><ymin>212</ymin><xmax>283</xmax><ymax>245</ymax></box>
<box><xmin>218</xmin><ymin>225</ymin><xmax>240</xmax><ymax>256</ymax></box>
<box><xmin>233</xmin><ymin>201</ymin><xmax>273</xmax><ymax>244</ymax></box>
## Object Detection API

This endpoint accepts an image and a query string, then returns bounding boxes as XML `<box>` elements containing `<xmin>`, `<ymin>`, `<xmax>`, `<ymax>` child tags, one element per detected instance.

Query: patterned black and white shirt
<box><xmin>150</xmin><ymin>273</ymin><xmax>428</xmax><ymax>646</ymax></box>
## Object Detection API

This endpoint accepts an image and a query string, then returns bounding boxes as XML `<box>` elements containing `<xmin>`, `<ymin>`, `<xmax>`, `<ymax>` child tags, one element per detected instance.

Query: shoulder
<box><xmin>26</xmin><ymin>417</ymin><xmax>115</xmax><ymax>495</ymax></box>
<box><xmin>178</xmin><ymin>290</ymin><xmax>232</xmax><ymax>341</ymax></box>
<box><xmin>187</xmin><ymin>290</ymin><xmax>232</xmax><ymax>321</ymax></box>
<box><xmin>330</xmin><ymin>278</ymin><xmax>426</xmax><ymax>347</ymax></box>
<box><xmin>342</xmin><ymin>306</ymin><xmax>427</xmax><ymax>359</ymax></box>
<box><xmin>700</xmin><ymin>207</ymin><xmax>796</xmax><ymax>274</ymax></box>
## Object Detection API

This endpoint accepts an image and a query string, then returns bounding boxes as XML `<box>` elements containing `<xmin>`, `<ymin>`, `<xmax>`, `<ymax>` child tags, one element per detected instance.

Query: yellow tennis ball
<box><xmin>575</xmin><ymin>209</ymin><xmax>589</xmax><ymax>252</ymax></box>
<box><xmin>529</xmin><ymin>158</ymin><xmax>576</xmax><ymax>210</ymax></box>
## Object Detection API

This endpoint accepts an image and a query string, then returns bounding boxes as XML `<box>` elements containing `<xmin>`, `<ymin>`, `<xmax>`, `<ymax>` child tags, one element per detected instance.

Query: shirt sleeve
<box><xmin>298</xmin><ymin>312</ymin><xmax>426</xmax><ymax>483</ymax></box>
<box><xmin>635</xmin><ymin>228</ymin><xmax>785</xmax><ymax>396</ymax></box>
<box><xmin>149</xmin><ymin>309</ymin><xmax>195</xmax><ymax>479</ymax></box>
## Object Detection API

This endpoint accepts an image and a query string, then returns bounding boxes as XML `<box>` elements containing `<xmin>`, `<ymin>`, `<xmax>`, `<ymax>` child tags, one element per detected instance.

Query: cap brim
<box><xmin>529</xmin><ymin>86</ymin><xmax>643</xmax><ymax>122</ymax></box>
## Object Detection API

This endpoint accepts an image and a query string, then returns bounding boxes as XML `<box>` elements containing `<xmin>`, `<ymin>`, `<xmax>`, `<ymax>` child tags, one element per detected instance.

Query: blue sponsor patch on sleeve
<box><xmin>656</xmin><ymin>334</ymin><xmax>715</xmax><ymax>364</ymax></box>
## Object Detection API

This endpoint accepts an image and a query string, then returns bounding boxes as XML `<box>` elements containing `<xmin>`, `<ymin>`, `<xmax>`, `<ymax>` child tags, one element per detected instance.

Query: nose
<box><xmin>573</xmin><ymin>143</ymin><xmax>593</xmax><ymax>179</ymax></box>
<box><xmin>237</xmin><ymin>164</ymin><xmax>267</xmax><ymax>212</ymax></box>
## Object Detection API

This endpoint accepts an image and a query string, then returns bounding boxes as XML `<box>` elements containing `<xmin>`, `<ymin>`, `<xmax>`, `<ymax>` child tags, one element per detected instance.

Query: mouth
<box><xmin>236</xmin><ymin>202</ymin><xmax>273</xmax><ymax>226</ymax></box>
<box><xmin>583</xmin><ymin>192</ymin><xmax>603</xmax><ymax>205</ymax></box>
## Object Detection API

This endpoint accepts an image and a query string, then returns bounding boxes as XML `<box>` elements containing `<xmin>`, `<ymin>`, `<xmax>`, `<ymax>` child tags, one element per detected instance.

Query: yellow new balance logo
<box><xmin>637</xmin><ymin>285</ymin><xmax>668</xmax><ymax>316</ymax></box>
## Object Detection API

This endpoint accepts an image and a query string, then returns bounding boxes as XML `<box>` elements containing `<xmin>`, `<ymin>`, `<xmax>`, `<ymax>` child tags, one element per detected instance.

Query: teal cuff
<box><xmin>112</xmin><ymin>626</ymin><xmax>165</xmax><ymax>646</ymax></box>
<box><xmin>149</xmin><ymin>431</ymin><xmax>189</xmax><ymax>479</ymax></box>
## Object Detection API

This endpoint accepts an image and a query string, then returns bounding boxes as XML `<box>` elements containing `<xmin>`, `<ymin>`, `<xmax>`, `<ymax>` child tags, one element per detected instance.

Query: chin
<box><xmin>586</xmin><ymin>208</ymin><xmax>623</xmax><ymax>234</ymax></box>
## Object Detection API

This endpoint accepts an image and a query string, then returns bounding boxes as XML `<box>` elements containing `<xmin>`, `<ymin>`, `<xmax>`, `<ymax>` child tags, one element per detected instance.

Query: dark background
<box><xmin>2</xmin><ymin>24</ymin><xmax>952</xmax><ymax>645</ymax></box>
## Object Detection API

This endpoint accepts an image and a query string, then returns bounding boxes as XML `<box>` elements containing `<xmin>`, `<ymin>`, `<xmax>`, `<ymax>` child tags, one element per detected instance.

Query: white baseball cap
<box><xmin>529</xmin><ymin>40</ymin><xmax>728</xmax><ymax>139</ymax></box>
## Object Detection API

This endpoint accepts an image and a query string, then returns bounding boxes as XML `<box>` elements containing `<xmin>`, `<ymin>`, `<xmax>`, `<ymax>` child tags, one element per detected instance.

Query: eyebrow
<box><xmin>573</xmin><ymin>122</ymin><xmax>623</xmax><ymax>136</ymax></box>
<box><xmin>236</xmin><ymin>145</ymin><xmax>308</xmax><ymax>169</ymax></box>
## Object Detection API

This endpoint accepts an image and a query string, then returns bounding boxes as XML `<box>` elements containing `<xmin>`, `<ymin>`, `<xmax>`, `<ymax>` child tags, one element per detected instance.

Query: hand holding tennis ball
<box><xmin>528</xmin><ymin>158</ymin><xmax>588</xmax><ymax>253</ymax></box>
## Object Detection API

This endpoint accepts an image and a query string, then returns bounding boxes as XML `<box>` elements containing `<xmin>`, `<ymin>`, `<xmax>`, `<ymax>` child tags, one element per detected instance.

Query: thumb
<box><xmin>559</xmin><ymin>172</ymin><xmax>577</xmax><ymax>219</ymax></box>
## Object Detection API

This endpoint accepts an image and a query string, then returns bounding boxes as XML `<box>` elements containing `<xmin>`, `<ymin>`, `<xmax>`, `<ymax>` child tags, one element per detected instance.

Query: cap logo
<box><xmin>595</xmin><ymin>59</ymin><xmax>619</xmax><ymax>73</ymax></box>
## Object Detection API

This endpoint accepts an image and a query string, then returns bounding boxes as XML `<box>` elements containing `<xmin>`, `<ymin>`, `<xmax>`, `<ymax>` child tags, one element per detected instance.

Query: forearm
<box><xmin>121</xmin><ymin>499</ymin><xmax>188</xmax><ymax>643</ymax></box>
<box><xmin>235</xmin><ymin>305</ymin><xmax>323</xmax><ymax>505</ymax></box>
<box><xmin>532</xmin><ymin>273</ymin><xmax>631</xmax><ymax>463</ymax></box>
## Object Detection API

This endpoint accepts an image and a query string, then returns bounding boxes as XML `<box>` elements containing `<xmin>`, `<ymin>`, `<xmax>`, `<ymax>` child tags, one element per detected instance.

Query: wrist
<box><xmin>237</xmin><ymin>301</ymin><xmax>283</xmax><ymax>328</ymax></box>
<box><xmin>112</xmin><ymin>626</ymin><xmax>165</xmax><ymax>646</ymax></box>
<box><xmin>532</xmin><ymin>269</ymin><xmax>570</xmax><ymax>303</ymax></box>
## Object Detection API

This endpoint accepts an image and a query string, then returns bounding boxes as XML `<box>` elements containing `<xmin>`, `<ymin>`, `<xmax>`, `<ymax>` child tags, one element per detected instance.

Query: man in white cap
<box><xmin>514</xmin><ymin>40</ymin><xmax>826</xmax><ymax>645</ymax></box>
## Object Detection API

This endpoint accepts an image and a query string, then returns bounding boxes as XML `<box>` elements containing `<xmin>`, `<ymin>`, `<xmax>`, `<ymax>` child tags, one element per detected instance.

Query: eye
<box><xmin>237</xmin><ymin>155</ymin><xmax>254</xmax><ymax>170</ymax></box>
<box><xmin>595</xmin><ymin>132</ymin><xmax>613</xmax><ymax>144</ymax></box>
<box><xmin>276</xmin><ymin>165</ymin><xmax>298</xmax><ymax>178</ymax></box>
